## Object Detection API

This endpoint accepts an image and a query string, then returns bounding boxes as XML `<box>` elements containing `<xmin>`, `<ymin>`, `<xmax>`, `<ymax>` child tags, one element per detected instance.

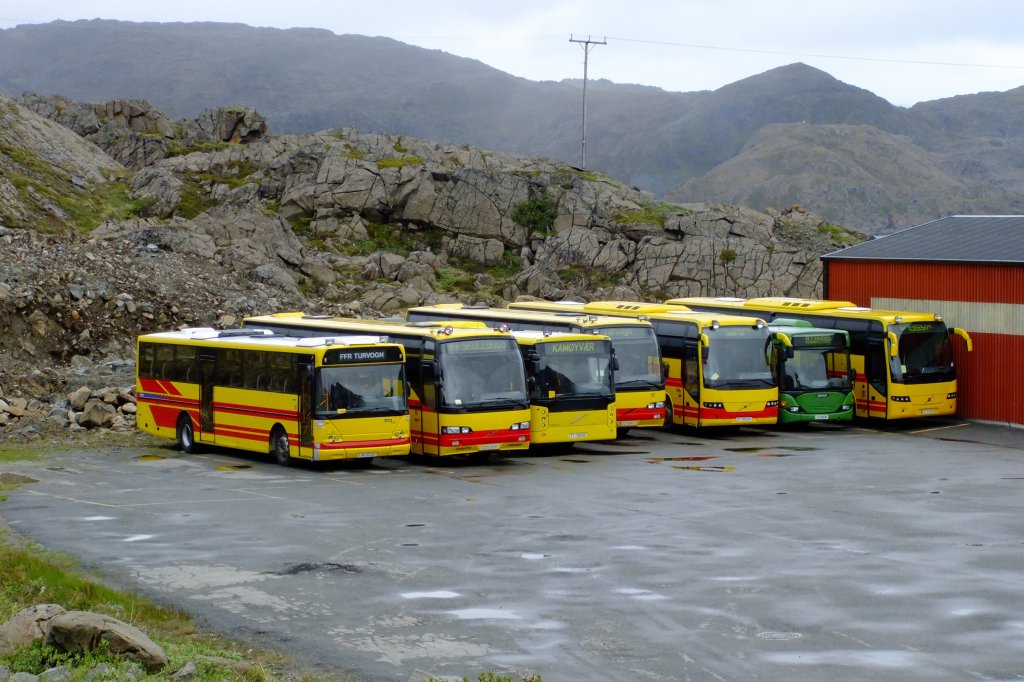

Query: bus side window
<box><xmin>154</xmin><ymin>344</ymin><xmax>175</xmax><ymax>380</ymax></box>
<box><xmin>174</xmin><ymin>345</ymin><xmax>197</xmax><ymax>382</ymax></box>
<box><xmin>217</xmin><ymin>348</ymin><xmax>242</xmax><ymax>388</ymax></box>
<box><xmin>267</xmin><ymin>353</ymin><xmax>293</xmax><ymax>393</ymax></box>
<box><xmin>244</xmin><ymin>350</ymin><xmax>267</xmax><ymax>390</ymax></box>
<box><xmin>138</xmin><ymin>343</ymin><xmax>155</xmax><ymax>379</ymax></box>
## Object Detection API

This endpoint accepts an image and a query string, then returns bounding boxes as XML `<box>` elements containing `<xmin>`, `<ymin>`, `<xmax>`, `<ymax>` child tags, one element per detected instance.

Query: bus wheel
<box><xmin>270</xmin><ymin>426</ymin><xmax>291</xmax><ymax>467</ymax></box>
<box><xmin>662</xmin><ymin>400</ymin><xmax>676</xmax><ymax>433</ymax></box>
<box><xmin>176</xmin><ymin>414</ymin><xmax>199</xmax><ymax>454</ymax></box>
<box><xmin>616</xmin><ymin>428</ymin><xmax>632</xmax><ymax>439</ymax></box>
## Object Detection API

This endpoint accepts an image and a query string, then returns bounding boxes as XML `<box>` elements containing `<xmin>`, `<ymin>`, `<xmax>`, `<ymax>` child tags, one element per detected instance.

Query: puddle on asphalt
<box><xmin>521</xmin><ymin>553</ymin><xmax>550</xmax><ymax>560</ymax></box>
<box><xmin>274</xmin><ymin>562</ymin><xmax>361</xmax><ymax>575</ymax></box>
<box><xmin>671</xmin><ymin>465</ymin><xmax>737</xmax><ymax>473</ymax></box>
<box><xmin>137</xmin><ymin>454</ymin><xmax>165</xmax><ymax>461</ymax></box>
<box><xmin>647</xmin><ymin>456</ymin><xmax>716</xmax><ymax>463</ymax></box>
<box><xmin>560</xmin><ymin>458</ymin><xmax>591</xmax><ymax>464</ymax></box>
<box><xmin>217</xmin><ymin>464</ymin><xmax>253</xmax><ymax>471</ymax></box>
<box><xmin>81</xmin><ymin>515</ymin><xmax>114</xmax><ymax>521</ymax></box>
<box><xmin>400</xmin><ymin>543</ymin><xmax>420</xmax><ymax>547</ymax></box>
<box><xmin>724</xmin><ymin>446</ymin><xmax>819</xmax><ymax>454</ymax></box>
<box><xmin>404</xmin><ymin>523</ymin><xmax>426</xmax><ymax>527</ymax></box>
<box><xmin>401</xmin><ymin>591</ymin><xmax>460</xmax><ymax>599</ymax></box>
<box><xmin>448</xmin><ymin>608</ymin><xmax>522</xmax><ymax>620</ymax></box>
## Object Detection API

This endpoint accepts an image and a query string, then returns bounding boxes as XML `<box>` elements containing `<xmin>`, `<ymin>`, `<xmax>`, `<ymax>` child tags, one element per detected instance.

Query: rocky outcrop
<box><xmin>17</xmin><ymin>94</ymin><xmax>267</xmax><ymax>171</ymax></box>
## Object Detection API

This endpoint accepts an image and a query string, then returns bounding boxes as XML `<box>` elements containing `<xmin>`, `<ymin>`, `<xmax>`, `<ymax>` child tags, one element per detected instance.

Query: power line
<box><xmin>605</xmin><ymin>35</ymin><xmax>1024</xmax><ymax>71</ymax></box>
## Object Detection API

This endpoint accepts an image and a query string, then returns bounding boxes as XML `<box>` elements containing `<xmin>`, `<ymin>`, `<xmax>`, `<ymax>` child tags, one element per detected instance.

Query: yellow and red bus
<box><xmin>508</xmin><ymin>301</ymin><xmax>778</xmax><ymax>428</ymax></box>
<box><xmin>510</xmin><ymin>330</ymin><xmax>617</xmax><ymax>445</ymax></box>
<box><xmin>136</xmin><ymin>328</ymin><xmax>410</xmax><ymax>465</ymax></box>
<box><xmin>667</xmin><ymin>297</ymin><xmax>974</xmax><ymax>420</ymax></box>
<box><xmin>242</xmin><ymin>314</ymin><xmax>531</xmax><ymax>457</ymax></box>
<box><xmin>404</xmin><ymin>304</ymin><xmax>665</xmax><ymax>434</ymax></box>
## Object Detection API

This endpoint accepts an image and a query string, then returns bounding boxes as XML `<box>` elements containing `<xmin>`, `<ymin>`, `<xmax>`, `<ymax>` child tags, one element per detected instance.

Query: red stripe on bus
<box><xmin>318</xmin><ymin>438</ymin><xmax>410</xmax><ymax>450</ymax></box>
<box><xmin>212</xmin><ymin>402</ymin><xmax>299</xmax><ymax>421</ymax></box>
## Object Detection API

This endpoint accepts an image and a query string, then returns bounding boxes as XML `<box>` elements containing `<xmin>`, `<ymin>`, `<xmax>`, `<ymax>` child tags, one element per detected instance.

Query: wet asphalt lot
<box><xmin>3</xmin><ymin>420</ymin><xmax>1024</xmax><ymax>682</ymax></box>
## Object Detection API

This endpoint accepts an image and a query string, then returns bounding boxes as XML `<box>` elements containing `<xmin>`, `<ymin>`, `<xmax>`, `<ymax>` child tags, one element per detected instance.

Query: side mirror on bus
<box><xmin>952</xmin><ymin>327</ymin><xmax>974</xmax><ymax>352</ymax></box>
<box><xmin>661</xmin><ymin>362</ymin><xmax>669</xmax><ymax>381</ymax></box>
<box><xmin>528</xmin><ymin>359</ymin><xmax>541</xmax><ymax>375</ymax></box>
<box><xmin>886</xmin><ymin>331</ymin><xmax>899</xmax><ymax>358</ymax></box>
<box><xmin>850</xmin><ymin>368</ymin><xmax>857</xmax><ymax>382</ymax></box>
<box><xmin>700</xmin><ymin>333</ymin><xmax>710</xmax><ymax>349</ymax></box>
<box><xmin>611</xmin><ymin>355</ymin><xmax>620</xmax><ymax>371</ymax></box>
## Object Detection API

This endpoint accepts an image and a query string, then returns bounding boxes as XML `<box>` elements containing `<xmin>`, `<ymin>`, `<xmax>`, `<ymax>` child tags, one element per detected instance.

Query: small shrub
<box><xmin>510</xmin><ymin>195</ymin><xmax>558</xmax><ymax>233</ymax></box>
<box><xmin>719</xmin><ymin>248</ymin><xmax>738</xmax><ymax>264</ymax></box>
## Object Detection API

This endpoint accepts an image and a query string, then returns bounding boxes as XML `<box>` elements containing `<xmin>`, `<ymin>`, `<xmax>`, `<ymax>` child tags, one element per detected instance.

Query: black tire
<box><xmin>616</xmin><ymin>427</ymin><xmax>632</xmax><ymax>439</ymax></box>
<box><xmin>270</xmin><ymin>426</ymin><xmax>292</xmax><ymax>466</ymax></box>
<box><xmin>662</xmin><ymin>399</ymin><xmax>676</xmax><ymax>433</ymax></box>
<box><xmin>176</xmin><ymin>414</ymin><xmax>199</xmax><ymax>454</ymax></box>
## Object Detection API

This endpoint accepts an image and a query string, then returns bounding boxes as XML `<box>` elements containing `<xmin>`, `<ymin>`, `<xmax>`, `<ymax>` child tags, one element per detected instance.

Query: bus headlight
<box><xmin>442</xmin><ymin>426</ymin><xmax>473</xmax><ymax>434</ymax></box>
<box><xmin>892</xmin><ymin>396</ymin><xmax>911</xmax><ymax>403</ymax></box>
<box><xmin>840</xmin><ymin>404</ymin><xmax>853</xmax><ymax>411</ymax></box>
<box><xmin>647</xmin><ymin>401</ymin><xmax>665</xmax><ymax>409</ymax></box>
<box><xmin>509</xmin><ymin>421</ymin><xmax>530</xmax><ymax>431</ymax></box>
<box><xmin>766</xmin><ymin>400</ymin><xmax>779</xmax><ymax>407</ymax></box>
<box><xmin>947</xmin><ymin>392</ymin><xmax>957</xmax><ymax>399</ymax></box>
<box><xmin>788</xmin><ymin>406</ymin><xmax>802</xmax><ymax>413</ymax></box>
<box><xmin>703</xmin><ymin>402</ymin><xmax>724</xmax><ymax>409</ymax></box>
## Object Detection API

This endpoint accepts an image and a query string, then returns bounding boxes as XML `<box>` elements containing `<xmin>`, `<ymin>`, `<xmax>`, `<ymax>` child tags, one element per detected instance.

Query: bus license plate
<box><xmin>735</xmin><ymin>416</ymin><xmax>753</xmax><ymax>422</ymax></box>
<box><xmin>814</xmin><ymin>414</ymin><xmax>830</xmax><ymax>420</ymax></box>
<box><xmin>570</xmin><ymin>432</ymin><xmax>588</xmax><ymax>439</ymax></box>
<box><xmin>357</xmin><ymin>452</ymin><xmax>377</xmax><ymax>458</ymax></box>
<box><xmin>479</xmin><ymin>443</ymin><xmax>499</xmax><ymax>450</ymax></box>
<box><xmin>619</xmin><ymin>420</ymin><xmax>638</xmax><ymax>427</ymax></box>
<box><xmin>921</xmin><ymin>408</ymin><xmax>937</xmax><ymax>415</ymax></box>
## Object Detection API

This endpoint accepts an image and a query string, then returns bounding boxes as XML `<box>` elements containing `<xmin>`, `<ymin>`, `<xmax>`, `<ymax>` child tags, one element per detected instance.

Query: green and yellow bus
<box><xmin>405</xmin><ymin>304</ymin><xmax>665</xmax><ymax>434</ymax></box>
<box><xmin>243</xmin><ymin>314</ymin><xmax>532</xmax><ymax>456</ymax></box>
<box><xmin>136</xmin><ymin>328</ymin><xmax>410</xmax><ymax>465</ymax></box>
<box><xmin>768</xmin><ymin>320</ymin><xmax>855</xmax><ymax>424</ymax></box>
<box><xmin>508</xmin><ymin>301</ymin><xmax>778</xmax><ymax>428</ymax></box>
<box><xmin>510</xmin><ymin>330</ymin><xmax>617</xmax><ymax>445</ymax></box>
<box><xmin>667</xmin><ymin>297</ymin><xmax>974</xmax><ymax>420</ymax></box>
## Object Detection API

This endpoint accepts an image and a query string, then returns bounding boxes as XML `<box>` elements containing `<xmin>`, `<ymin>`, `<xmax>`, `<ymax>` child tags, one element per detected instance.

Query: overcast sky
<box><xmin>3</xmin><ymin>0</ymin><xmax>1023</xmax><ymax>107</ymax></box>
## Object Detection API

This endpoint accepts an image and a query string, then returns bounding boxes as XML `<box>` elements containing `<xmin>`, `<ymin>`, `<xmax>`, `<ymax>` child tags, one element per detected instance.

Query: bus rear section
<box><xmin>513</xmin><ymin>331</ymin><xmax>617</xmax><ymax>444</ymax></box>
<box><xmin>405</xmin><ymin>303</ymin><xmax>666</xmax><ymax>434</ymax></box>
<box><xmin>769</xmin><ymin>321</ymin><xmax>855</xmax><ymax>424</ymax></box>
<box><xmin>136</xmin><ymin>329</ymin><xmax>410</xmax><ymax>464</ymax></box>
<box><xmin>242</xmin><ymin>314</ymin><xmax>532</xmax><ymax>457</ymax></box>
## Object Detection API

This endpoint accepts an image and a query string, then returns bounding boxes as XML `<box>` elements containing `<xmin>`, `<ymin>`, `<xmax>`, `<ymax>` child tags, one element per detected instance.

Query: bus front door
<box><xmin>864</xmin><ymin>338</ymin><xmax>888</xmax><ymax>419</ymax></box>
<box><xmin>199</xmin><ymin>354</ymin><xmax>216</xmax><ymax>444</ymax></box>
<box><xmin>298</xmin><ymin>360</ymin><xmax>314</xmax><ymax>457</ymax></box>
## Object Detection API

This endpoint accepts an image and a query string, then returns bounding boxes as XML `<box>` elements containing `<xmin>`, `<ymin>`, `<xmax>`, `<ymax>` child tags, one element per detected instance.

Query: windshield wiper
<box><xmin>616</xmin><ymin>379</ymin><xmax>664</xmax><ymax>389</ymax></box>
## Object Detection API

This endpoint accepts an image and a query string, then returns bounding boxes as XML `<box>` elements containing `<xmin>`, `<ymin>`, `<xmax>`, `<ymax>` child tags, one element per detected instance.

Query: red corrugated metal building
<box><xmin>822</xmin><ymin>215</ymin><xmax>1024</xmax><ymax>426</ymax></box>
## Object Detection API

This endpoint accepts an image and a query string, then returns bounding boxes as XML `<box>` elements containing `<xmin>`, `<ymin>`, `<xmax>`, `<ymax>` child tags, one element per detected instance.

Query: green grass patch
<box><xmin>377</xmin><ymin>156</ymin><xmax>423</xmax><ymax>169</ymax></box>
<box><xmin>818</xmin><ymin>223</ymin><xmax>861</xmax><ymax>246</ymax></box>
<box><xmin>165</xmin><ymin>141</ymin><xmax>232</xmax><ymax>157</ymax></box>
<box><xmin>614</xmin><ymin>202</ymin><xmax>682</xmax><ymax>228</ymax></box>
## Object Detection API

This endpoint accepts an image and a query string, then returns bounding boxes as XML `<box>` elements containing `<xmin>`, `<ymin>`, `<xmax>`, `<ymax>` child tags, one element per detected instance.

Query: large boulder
<box><xmin>45</xmin><ymin>611</ymin><xmax>167</xmax><ymax>672</ymax></box>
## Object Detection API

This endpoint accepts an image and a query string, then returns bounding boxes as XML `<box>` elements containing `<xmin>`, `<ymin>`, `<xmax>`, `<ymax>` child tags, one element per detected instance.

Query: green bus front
<box><xmin>772</xmin><ymin>325</ymin><xmax>855</xmax><ymax>425</ymax></box>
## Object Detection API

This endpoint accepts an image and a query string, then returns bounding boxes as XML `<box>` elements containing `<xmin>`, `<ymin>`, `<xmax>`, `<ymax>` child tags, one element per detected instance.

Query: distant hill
<box><xmin>3</xmin><ymin>19</ymin><xmax>1024</xmax><ymax>232</ymax></box>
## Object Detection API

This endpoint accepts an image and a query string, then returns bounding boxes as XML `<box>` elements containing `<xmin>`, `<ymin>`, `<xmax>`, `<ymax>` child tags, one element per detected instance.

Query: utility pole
<box><xmin>569</xmin><ymin>34</ymin><xmax>606</xmax><ymax>168</ymax></box>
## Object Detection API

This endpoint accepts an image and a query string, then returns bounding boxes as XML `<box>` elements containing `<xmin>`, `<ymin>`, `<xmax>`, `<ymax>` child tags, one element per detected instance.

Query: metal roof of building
<box><xmin>822</xmin><ymin>215</ymin><xmax>1024</xmax><ymax>264</ymax></box>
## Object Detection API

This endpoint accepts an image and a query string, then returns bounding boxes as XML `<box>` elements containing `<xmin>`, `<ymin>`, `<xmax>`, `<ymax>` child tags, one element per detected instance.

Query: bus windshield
<box><xmin>704</xmin><ymin>328</ymin><xmax>774</xmax><ymax>389</ymax></box>
<box><xmin>439</xmin><ymin>339</ymin><xmax>529</xmax><ymax>409</ymax></box>
<box><xmin>784</xmin><ymin>347</ymin><xmax>852</xmax><ymax>392</ymax></box>
<box><xmin>536</xmin><ymin>340</ymin><xmax>615</xmax><ymax>399</ymax></box>
<box><xmin>317</xmin><ymin>364</ymin><xmax>406</xmax><ymax>416</ymax></box>
<box><xmin>599</xmin><ymin>326</ymin><xmax>663</xmax><ymax>390</ymax></box>
<box><xmin>890</xmin><ymin>321</ymin><xmax>954</xmax><ymax>384</ymax></box>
